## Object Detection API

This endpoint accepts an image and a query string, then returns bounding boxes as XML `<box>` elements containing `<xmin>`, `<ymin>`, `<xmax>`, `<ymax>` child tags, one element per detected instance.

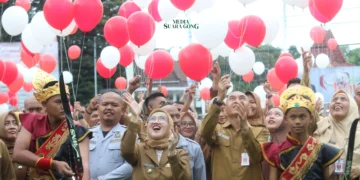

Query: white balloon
<box><xmin>21</xmin><ymin>24</ymin><xmax>44</xmax><ymax>53</ymax></box>
<box><xmin>23</xmin><ymin>67</ymin><xmax>37</xmax><ymax>83</ymax></box>
<box><xmin>296</xmin><ymin>58</ymin><xmax>304</xmax><ymax>75</ymax></box>
<box><xmin>1</xmin><ymin>6</ymin><xmax>28</xmax><ymax>36</ymax></box>
<box><xmin>130</xmin><ymin>35</ymin><xmax>156</xmax><ymax>56</ymax></box>
<box><xmin>100</xmin><ymin>46</ymin><xmax>121</xmax><ymax>69</ymax></box>
<box><xmin>229</xmin><ymin>46</ymin><xmax>255</xmax><ymax>75</ymax></box>
<box><xmin>158</xmin><ymin>0</ymin><xmax>180</xmax><ymax>22</ymax></box>
<box><xmin>135</xmin><ymin>55</ymin><xmax>149</xmax><ymax>69</ymax></box>
<box><xmin>200</xmin><ymin>78</ymin><xmax>213</xmax><ymax>89</ymax></box>
<box><xmin>316</xmin><ymin>53</ymin><xmax>330</xmax><ymax>69</ymax></box>
<box><xmin>254</xmin><ymin>85</ymin><xmax>266</xmax><ymax>108</ymax></box>
<box><xmin>63</xmin><ymin>71</ymin><xmax>73</xmax><ymax>84</ymax></box>
<box><xmin>294</xmin><ymin>0</ymin><xmax>308</xmax><ymax>8</ymax></box>
<box><xmin>238</xmin><ymin>0</ymin><xmax>257</xmax><ymax>5</ymax></box>
<box><xmin>253</xmin><ymin>62</ymin><xmax>265</xmax><ymax>75</ymax></box>
<box><xmin>213</xmin><ymin>42</ymin><xmax>231</xmax><ymax>57</ymax></box>
<box><xmin>133</xmin><ymin>0</ymin><xmax>151</xmax><ymax>8</ymax></box>
<box><xmin>211</xmin><ymin>49</ymin><xmax>220</xmax><ymax>61</ymax></box>
<box><xmin>262</xmin><ymin>15</ymin><xmax>280</xmax><ymax>44</ymax></box>
<box><xmin>31</xmin><ymin>11</ymin><xmax>56</xmax><ymax>46</ymax></box>
<box><xmin>227</xmin><ymin>82</ymin><xmax>234</xmax><ymax>95</ymax></box>
<box><xmin>50</xmin><ymin>20</ymin><xmax>76</xmax><ymax>37</ymax></box>
<box><xmin>0</xmin><ymin>104</ymin><xmax>9</xmax><ymax>114</ymax></box>
<box><xmin>16</xmin><ymin>64</ymin><xmax>26</xmax><ymax>75</ymax></box>
<box><xmin>170</xmin><ymin>47</ymin><xmax>181</xmax><ymax>61</ymax></box>
<box><xmin>315</xmin><ymin>92</ymin><xmax>324</xmax><ymax>102</ymax></box>
<box><xmin>188</xmin><ymin>0</ymin><xmax>214</xmax><ymax>13</ymax></box>
<box><xmin>194</xmin><ymin>9</ymin><xmax>228</xmax><ymax>49</ymax></box>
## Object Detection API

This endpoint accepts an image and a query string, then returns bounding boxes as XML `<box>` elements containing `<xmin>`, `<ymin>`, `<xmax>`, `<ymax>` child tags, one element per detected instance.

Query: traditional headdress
<box><xmin>280</xmin><ymin>85</ymin><xmax>316</xmax><ymax>114</ymax></box>
<box><xmin>32</xmin><ymin>68</ymin><xmax>69</xmax><ymax>103</ymax></box>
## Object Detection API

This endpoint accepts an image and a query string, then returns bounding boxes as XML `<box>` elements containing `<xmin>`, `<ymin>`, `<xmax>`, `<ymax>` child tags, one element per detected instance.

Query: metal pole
<box><xmin>282</xmin><ymin>2</ymin><xmax>287</xmax><ymax>52</ymax></box>
<box><xmin>93</xmin><ymin>36</ymin><xmax>97</xmax><ymax>96</ymax></box>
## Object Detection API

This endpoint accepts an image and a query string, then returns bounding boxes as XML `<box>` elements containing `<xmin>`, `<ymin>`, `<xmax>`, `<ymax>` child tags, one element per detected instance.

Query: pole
<box><xmin>93</xmin><ymin>36</ymin><xmax>97</xmax><ymax>96</ymax></box>
<box><xmin>282</xmin><ymin>2</ymin><xmax>287</xmax><ymax>52</ymax></box>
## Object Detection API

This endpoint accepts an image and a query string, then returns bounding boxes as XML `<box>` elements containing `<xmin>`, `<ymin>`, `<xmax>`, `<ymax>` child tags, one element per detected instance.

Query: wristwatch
<box><xmin>213</xmin><ymin>98</ymin><xmax>225</xmax><ymax>106</ymax></box>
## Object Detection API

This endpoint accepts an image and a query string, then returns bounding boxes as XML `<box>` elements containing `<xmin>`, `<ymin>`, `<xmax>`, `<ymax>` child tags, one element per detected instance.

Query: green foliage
<box><xmin>288</xmin><ymin>45</ymin><xmax>300</xmax><ymax>59</ymax></box>
<box><xmin>347</xmin><ymin>48</ymin><xmax>360</xmax><ymax>66</ymax></box>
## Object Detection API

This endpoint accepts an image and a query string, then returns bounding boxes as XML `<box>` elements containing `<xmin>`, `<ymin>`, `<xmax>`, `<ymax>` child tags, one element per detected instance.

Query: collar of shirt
<box><xmin>176</xmin><ymin>134</ymin><xmax>188</xmax><ymax>148</ymax></box>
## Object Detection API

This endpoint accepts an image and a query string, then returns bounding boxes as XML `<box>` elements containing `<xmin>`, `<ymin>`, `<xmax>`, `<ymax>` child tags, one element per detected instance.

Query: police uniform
<box><xmin>89</xmin><ymin>124</ymin><xmax>133</xmax><ymax>180</ymax></box>
<box><xmin>177</xmin><ymin>134</ymin><xmax>206</xmax><ymax>180</ymax></box>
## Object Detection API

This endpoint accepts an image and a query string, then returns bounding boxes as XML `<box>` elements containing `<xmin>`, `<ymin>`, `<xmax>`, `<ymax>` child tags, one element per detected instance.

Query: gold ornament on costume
<box><xmin>280</xmin><ymin>85</ymin><xmax>316</xmax><ymax>114</ymax></box>
<box><xmin>32</xmin><ymin>68</ymin><xmax>69</xmax><ymax>103</ymax></box>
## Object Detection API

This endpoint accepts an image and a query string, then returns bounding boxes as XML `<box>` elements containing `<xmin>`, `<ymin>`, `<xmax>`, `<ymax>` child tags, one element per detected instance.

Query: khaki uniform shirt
<box><xmin>121</xmin><ymin>121</ymin><xmax>192</xmax><ymax>180</ymax></box>
<box><xmin>201</xmin><ymin>105</ymin><xmax>265</xmax><ymax>180</ymax></box>
<box><xmin>0</xmin><ymin>140</ymin><xmax>16</xmax><ymax>180</ymax></box>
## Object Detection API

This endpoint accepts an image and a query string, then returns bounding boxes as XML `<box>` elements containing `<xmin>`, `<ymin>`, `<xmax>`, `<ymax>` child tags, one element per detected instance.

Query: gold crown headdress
<box><xmin>280</xmin><ymin>85</ymin><xmax>316</xmax><ymax>114</ymax></box>
<box><xmin>32</xmin><ymin>68</ymin><xmax>69</xmax><ymax>103</ymax></box>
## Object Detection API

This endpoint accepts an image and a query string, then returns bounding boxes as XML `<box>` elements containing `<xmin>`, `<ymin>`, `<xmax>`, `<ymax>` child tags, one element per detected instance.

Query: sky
<box><xmin>151</xmin><ymin>0</ymin><xmax>360</xmax><ymax>51</ymax></box>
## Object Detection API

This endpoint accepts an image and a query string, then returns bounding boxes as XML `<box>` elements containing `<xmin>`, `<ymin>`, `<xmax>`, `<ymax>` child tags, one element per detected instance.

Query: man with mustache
<box><xmin>89</xmin><ymin>90</ymin><xmax>132</xmax><ymax>180</ymax></box>
<box><xmin>200</xmin><ymin>75</ymin><xmax>266</xmax><ymax>180</ymax></box>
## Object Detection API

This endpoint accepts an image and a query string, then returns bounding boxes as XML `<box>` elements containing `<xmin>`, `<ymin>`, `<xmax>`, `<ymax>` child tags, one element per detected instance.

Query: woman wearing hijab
<box><xmin>245</xmin><ymin>91</ymin><xmax>270</xmax><ymax>144</ymax></box>
<box><xmin>0</xmin><ymin>111</ymin><xmax>27</xmax><ymax>180</ymax></box>
<box><xmin>121</xmin><ymin>102</ymin><xmax>191</xmax><ymax>180</ymax></box>
<box><xmin>314</xmin><ymin>90</ymin><xmax>360</xmax><ymax>179</ymax></box>
<box><xmin>179</xmin><ymin>112</ymin><xmax>198</xmax><ymax>140</ymax></box>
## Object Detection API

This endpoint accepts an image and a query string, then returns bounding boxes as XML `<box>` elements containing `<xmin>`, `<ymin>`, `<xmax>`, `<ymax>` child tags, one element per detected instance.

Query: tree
<box><xmin>347</xmin><ymin>48</ymin><xmax>360</xmax><ymax>66</ymax></box>
<box><xmin>288</xmin><ymin>45</ymin><xmax>301</xmax><ymax>59</ymax></box>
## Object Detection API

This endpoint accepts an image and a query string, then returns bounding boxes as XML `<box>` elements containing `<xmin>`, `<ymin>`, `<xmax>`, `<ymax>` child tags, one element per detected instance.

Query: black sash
<box><xmin>344</xmin><ymin>118</ymin><xmax>360</xmax><ymax>180</ymax></box>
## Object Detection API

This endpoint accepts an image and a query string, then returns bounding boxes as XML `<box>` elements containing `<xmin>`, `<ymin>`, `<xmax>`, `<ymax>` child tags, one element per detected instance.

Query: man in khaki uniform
<box><xmin>201</xmin><ymin>75</ymin><xmax>265</xmax><ymax>180</ymax></box>
<box><xmin>0</xmin><ymin>139</ymin><xmax>16</xmax><ymax>180</ymax></box>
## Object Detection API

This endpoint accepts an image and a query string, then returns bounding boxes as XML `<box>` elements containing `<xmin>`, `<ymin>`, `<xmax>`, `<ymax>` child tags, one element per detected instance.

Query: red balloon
<box><xmin>0</xmin><ymin>60</ymin><xmax>4</xmax><ymax>81</ymax></box>
<box><xmin>39</xmin><ymin>54</ymin><xmax>57</xmax><ymax>73</ymax></box>
<box><xmin>238</xmin><ymin>15</ymin><xmax>266</xmax><ymax>47</ymax></box>
<box><xmin>118</xmin><ymin>1</ymin><xmax>141</xmax><ymax>18</ymax></box>
<box><xmin>278</xmin><ymin>85</ymin><xmax>287</xmax><ymax>96</ymax></box>
<box><xmin>0</xmin><ymin>0</ymin><xmax>9</xmax><ymax>3</ymax></box>
<box><xmin>242</xmin><ymin>70</ymin><xmax>254</xmax><ymax>83</ymax></box>
<box><xmin>21</xmin><ymin>50</ymin><xmax>40</xmax><ymax>68</ymax></box>
<box><xmin>310</xmin><ymin>26</ymin><xmax>326</xmax><ymax>44</ymax></box>
<box><xmin>9</xmin><ymin>97</ymin><xmax>18</xmax><ymax>106</ymax></box>
<box><xmin>267</xmin><ymin>68</ymin><xmax>285</xmax><ymax>91</ymax></box>
<box><xmin>127</xmin><ymin>12</ymin><xmax>155</xmax><ymax>46</ymax></box>
<box><xmin>119</xmin><ymin>45</ymin><xmax>135</xmax><ymax>67</ymax></box>
<box><xmin>313</xmin><ymin>0</ymin><xmax>343</xmax><ymax>22</ymax></box>
<box><xmin>15</xmin><ymin>0</ymin><xmax>31</xmax><ymax>11</ymax></box>
<box><xmin>272</xmin><ymin>94</ymin><xmax>280</xmax><ymax>107</ymax></box>
<box><xmin>179</xmin><ymin>44</ymin><xmax>212</xmax><ymax>82</ymax></box>
<box><xmin>170</xmin><ymin>0</ymin><xmax>195</xmax><ymax>11</ymax></box>
<box><xmin>224</xmin><ymin>20</ymin><xmax>244</xmax><ymax>50</ymax></box>
<box><xmin>309</xmin><ymin>0</ymin><xmax>330</xmax><ymax>23</ymax></box>
<box><xmin>1</xmin><ymin>61</ymin><xmax>18</xmax><ymax>85</ymax></box>
<box><xmin>145</xmin><ymin>50</ymin><xmax>174</xmax><ymax>79</ymax></box>
<box><xmin>0</xmin><ymin>92</ymin><xmax>9</xmax><ymax>104</ymax></box>
<box><xmin>21</xmin><ymin>41</ymin><xmax>34</xmax><ymax>57</ymax></box>
<box><xmin>23</xmin><ymin>82</ymin><xmax>33</xmax><ymax>92</ymax></box>
<box><xmin>43</xmin><ymin>0</ymin><xmax>74</xmax><ymax>30</ymax></box>
<box><xmin>148</xmin><ymin>0</ymin><xmax>162</xmax><ymax>22</ymax></box>
<box><xmin>8</xmin><ymin>73</ymin><xmax>24</xmax><ymax>93</ymax></box>
<box><xmin>68</xmin><ymin>45</ymin><xmax>81</xmax><ymax>60</ymax></box>
<box><xmin>275</xmin><ymin>57</ymin><xmax>298</xmax><ymax>84</ymax></box>
<box><xmin>279</xmin><ymin>52</ymin><xmax>293</xmax><ymax>58</ymax></box>
<box><xmin>96</xmin><ymin>59</ymin><xmax>117</xmax><ymax>79</ymax></box>
<box><xmin>328</xmin><ymin>38</ymin><xmax>338</xmax><ymax>50</ymax></box>
<box><xmin>8</xmin><ymin>92</ymin><xmax>16</xmax><ymax>98</ymax></box>
<box><xmin>70</xmin><ymin>25</ymin><xmax>78</xmax><ymax>35</ymax></box>
<box><xmin>74</xmin><ymin>0</ymin><xmax>103</xmax><ymax>32</ymax></box>
<box><xmin>115</xmin><ymin>77</ymin><xmax>127</xmax><ymax>90</ymax></box>
<box><xmin>161</xmin><ymin>86</ymin><xmax>168</xmax><ymax>96</ymax></box>
<box><xmin>104</xmin><ymin>16</ymin><xmax>130</xmax><ymax>48</ymax></box>
<box><xmin>200</xmin><ymin>87</ymin><xmax>211</xmax><ymax>101</ymax></box>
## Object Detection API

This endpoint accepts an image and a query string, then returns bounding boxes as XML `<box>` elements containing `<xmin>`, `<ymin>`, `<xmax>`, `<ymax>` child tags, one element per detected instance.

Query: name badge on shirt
<box><xmin>335</xmin><ymin>158</ymin><xmax>344</xmax><ymax>174</ymax></box>
<box><xmin>241</xmin><ymin>153</ymin><xmax>250</xmax><ymax>166</ymax></box>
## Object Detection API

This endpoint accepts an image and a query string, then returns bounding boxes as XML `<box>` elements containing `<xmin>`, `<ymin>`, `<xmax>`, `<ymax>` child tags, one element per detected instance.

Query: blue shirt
<box><xmin>177</xmin><ymin>135</ymin><xmax>206</xmax><ymax>180</ymax></box>
<box><xmin>89</xmin><ymin>124</ymin><xmax>132</xmax><ymax>180</ymax></box>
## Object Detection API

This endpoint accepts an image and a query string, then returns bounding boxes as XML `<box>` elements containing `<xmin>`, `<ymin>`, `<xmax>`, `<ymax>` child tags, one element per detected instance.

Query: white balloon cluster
<box><xmin>100</xmin><ymin>46</ymin><xmax>121</xmax><ymax>69</ymax></box>
<box><xmin>16</xmin><ymin>64</ymin><xmax>36</xmax><ymax>83</ymax></box>
<box><xmin>283</xmin><ymin>0</ymin><xmax>308</xmax><ymax>9</ymax></box>
<box><xmin>229</xmin><ymin>46</ymin><xmax>255</xmax><ymax>75</ymax></box>
<box><xmin>1</xmin><ymin>6</ymin><xmax>28</xmax><ymax>36</ymax></box>
<box><xmin>315</xmin><ymin>53</ymin><xmax>330</xmax><ymax>69</ymax></box>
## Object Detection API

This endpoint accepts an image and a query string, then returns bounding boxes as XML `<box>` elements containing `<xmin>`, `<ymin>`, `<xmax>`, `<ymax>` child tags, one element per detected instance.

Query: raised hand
<box><xmin>301</xmin><ymin>47</ymin><xmax>313</xmax><ymax>73</ymax></box>
<box><xmin>128</xmin><ymin>75</ymin><xmax>141</xmax><ymax>94</ymax></box>
<box><xmin>315</xmin><ymin>98</ymin><xmax>323</xmax><ymax>113</ymax></box>
<box><xmin>211</xmin><ymin>62</ymin><xmax>221</xmax><ymax>90</ymax></box>
<box><xmin>168</xmin><ymin>128</ymin><xmax>179</xmax><ymax>151</ymax></box>
<box><xmin>86</xmin><ymin>94</ymin><xmax>100</xmax><ymax>113</ymax></box>
<box><xmin>145</xmin><ymin>78</ymin><xmax>153</xmax><ymax>95</ymax></box>
<box><xmin>188</xmin><ymin>84</ymin><xmax>197</xmax><ymax>100</ymax></box>
<box><xmin>217</xmin><ymin>74</ymin><xmax>231</xmax><ymax>101</ymax></box>
<box><xmin>123</xmin><ymin>92</ymin><xmax>142</xmax><ymax>121</ymax></box>
<box><xmin>263</xmin><ymin>82</ymin><xmax>272</xmax><ymax>95</ymax></box>
<box><xmin>137</xmin><ymin>92</ymin><xmax>144</xmax><ymax>103</ymax></box>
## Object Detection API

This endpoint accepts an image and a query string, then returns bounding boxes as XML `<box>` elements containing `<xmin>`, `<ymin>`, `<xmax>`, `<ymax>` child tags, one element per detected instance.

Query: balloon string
<box><xmin>62</xmin><ymin>37</ymin><xmax>76</xmax><ymax>102</ymax></box>
<box><xmin>75</xmin><ymin>33</ymin><xmax>86</xmax><ymax>99</ymax></box>
<box><xmin>0</xmin><ymin>3</ymin><xmax>3</xmax><ymax>41</ymax></box>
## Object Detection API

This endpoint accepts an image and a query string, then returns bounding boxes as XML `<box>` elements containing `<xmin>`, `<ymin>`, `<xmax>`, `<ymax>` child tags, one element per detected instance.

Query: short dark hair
<box><xmin>144</xmin><ymin>92</ymin><xmax>165</xmax><ymax>108</ymax></box>
<box><xmin>287</xmin><ymin>78</ymin><xmax>301</xmax><ymax>88</ymax></box>
<box><xmin>173</xmin><ymin>101</ymin><xmax>184</xmax><ymax>105</ymax></box>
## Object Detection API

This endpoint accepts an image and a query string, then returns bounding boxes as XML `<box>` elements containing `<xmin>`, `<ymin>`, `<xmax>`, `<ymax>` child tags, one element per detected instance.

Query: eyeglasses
<box><xmin>180</xmin><ymin>121</ymin><xmax>196</xmax><ymax>127</ymax></box>
<box><xmin>148</xmin><ymin>116</ymin><xmax>168</xmax><ymax>123</ymax></box>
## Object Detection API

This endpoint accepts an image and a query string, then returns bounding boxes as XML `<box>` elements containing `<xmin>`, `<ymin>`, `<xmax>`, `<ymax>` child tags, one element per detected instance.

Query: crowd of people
<box><xmin>0</xmin><ymin>50</ymin><xmax>360</xmax><ymax>180</ymax></box>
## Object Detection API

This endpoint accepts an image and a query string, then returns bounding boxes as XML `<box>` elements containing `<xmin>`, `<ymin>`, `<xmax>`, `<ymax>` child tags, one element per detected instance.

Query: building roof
<box><xmin>311</xmin><ymin>30</ymin><xmax>354</xmax><ymax>67</ymax></box>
